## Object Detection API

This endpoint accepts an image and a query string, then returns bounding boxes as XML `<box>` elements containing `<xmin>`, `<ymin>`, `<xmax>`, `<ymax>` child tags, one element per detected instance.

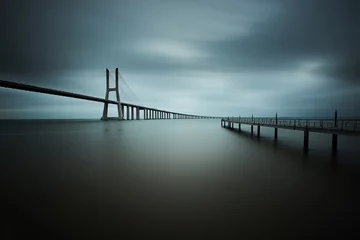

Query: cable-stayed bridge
<box><xmin>1</xmin><ymin>68</ymin><xmax>360</xmax><ymax>155</ymax></box>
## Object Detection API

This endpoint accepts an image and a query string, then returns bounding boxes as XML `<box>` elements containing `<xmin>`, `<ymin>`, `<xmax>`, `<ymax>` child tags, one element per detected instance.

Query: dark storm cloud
<box><xmin>199</xmin><ymin>0</ymin><xmax>360</xmax><ymax>81</ymax></box>
<box><xmin>1</xmin><ymin>0</ymin><xmax>358</xmax><ymax>78</ymax></box>
<box><xmin>0</xmin><ymin>0</ymin><xmax>359</xmax><ymax>118</ymax></box>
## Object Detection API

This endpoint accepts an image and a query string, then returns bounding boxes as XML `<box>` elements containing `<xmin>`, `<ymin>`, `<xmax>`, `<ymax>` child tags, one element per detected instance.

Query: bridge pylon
<box><xmin>101</xmin><ymin>68</ymin><xmax>124</xmax><ymax>120</ymax></box>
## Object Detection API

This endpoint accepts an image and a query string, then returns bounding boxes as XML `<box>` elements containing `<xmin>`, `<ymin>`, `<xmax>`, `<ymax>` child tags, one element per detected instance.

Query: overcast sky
<box><xmin>0</xmin><ymin>0</ymin><xmax>359</xmax><ymax>119</ymax></box>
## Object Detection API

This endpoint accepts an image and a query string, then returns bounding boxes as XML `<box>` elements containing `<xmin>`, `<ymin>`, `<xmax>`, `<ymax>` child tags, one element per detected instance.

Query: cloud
<box><xmin>0</xmin><ymin>0</ymin><xmax>359</xmax><ymax>117</ymax></box>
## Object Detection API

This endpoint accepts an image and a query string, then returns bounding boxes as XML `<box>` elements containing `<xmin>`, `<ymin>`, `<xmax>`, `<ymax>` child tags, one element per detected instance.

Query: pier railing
<box><xmin>221</xmin><ymin>117</ymin><xmax>360</xmax><ymax>132</ymax></box>
<box><xmin>221</xmin><ymin>112</ymin><xmax>360</xmax><ymax>155</ymax></box>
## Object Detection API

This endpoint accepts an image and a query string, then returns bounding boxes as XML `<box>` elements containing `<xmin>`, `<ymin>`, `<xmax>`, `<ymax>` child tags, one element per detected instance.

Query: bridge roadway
<box><xmin>0</xmin><ymin>79</ymin><xmax>221</xmax><ymax>120</ymax></box>
<box><xmin>221</xmin><ymin>114</ymin><xmax>360</xmax><ymax>154</ymax></box>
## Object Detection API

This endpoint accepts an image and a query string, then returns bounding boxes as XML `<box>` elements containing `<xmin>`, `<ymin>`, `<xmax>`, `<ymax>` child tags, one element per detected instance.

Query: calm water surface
<box><xmin>1</xmin><ymin>119</ymin><xmax>360</xmax><ymax>238</ymax></box>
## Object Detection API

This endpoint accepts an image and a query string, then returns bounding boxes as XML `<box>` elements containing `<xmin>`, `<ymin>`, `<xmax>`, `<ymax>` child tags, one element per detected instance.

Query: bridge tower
<box><xmin>101</xmin><ymin>68</ymin><xmax>124</xmax><ymax>120</ymax></box>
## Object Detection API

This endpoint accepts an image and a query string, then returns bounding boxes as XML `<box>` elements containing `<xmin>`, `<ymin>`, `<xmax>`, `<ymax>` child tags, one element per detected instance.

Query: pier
<box><xmin>221</xmin><ymin>113</ymin><xmax>360</xmax><ymax>154</ymax></box>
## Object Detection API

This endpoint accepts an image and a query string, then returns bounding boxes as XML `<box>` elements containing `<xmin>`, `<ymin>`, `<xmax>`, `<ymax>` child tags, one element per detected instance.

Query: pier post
<box><xmin>274</xmin><ymin>113</ymin><xmax>278</xmax><ymax>140</ymax></box>
<box><xmin>136</xmin><ymin>108</ymin><xmax>140</xmax><ymax>120</ymax></box>
<box><xmin>131</xmin><ymin>107</ymin><xmax>134</xmax><ymax>120</ymax></box>
<box><xmin>257</xmin><ymin>124</ymin><xmax>260</xmax><ymax>138</ymax></box>
<box><xmin>303</xmin><ymin>126</ymin><xmax>309</xmax><ymax>153</ymax></box>
<box><xmin>332</xmin><ymin>110</ymin><xmax>338</xmax><ymax>155</ymax></box>
<box><xmin>126</xmin><ymin>106</ymin><xmax>129</xmax><ymax>120</ymax></box>
<box><xmin>251</xmin><ymin>125</ymin><xmax>254</xmax><ymax>135</ymax></box>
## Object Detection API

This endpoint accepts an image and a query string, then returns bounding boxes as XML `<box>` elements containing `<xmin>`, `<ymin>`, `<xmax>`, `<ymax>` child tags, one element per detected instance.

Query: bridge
<box><xmin>1</xmin><ymin>68</ymin><xmax>360</xmax><ymax>156</ymax></box>
<box><xmin>0</xmin><ymin>68</ymin><xmax>221</xmax><ymax>121</ymax></box>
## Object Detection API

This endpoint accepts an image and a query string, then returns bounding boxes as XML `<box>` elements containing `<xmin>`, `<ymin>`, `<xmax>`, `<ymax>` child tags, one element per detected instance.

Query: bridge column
<box><xmin>332</xmin><ymin>110</ymin><xmax>338</xmax><ymax>155</ymax></box>
<box><xmin>238</xmin><ymin>116</ymin><xmax>241</xmax><ymax>132</ymax></box>
<box><xmin>251</xmin><ymin>125</ymin><xmax>254</xmax><ymax>136</ymax></box>
<box><xmin>303</xmin><ymin>126</ymin><xmax>309</xmax><ymax>154</ymax></box>
<box><xmin>101</xmin><ymin>68</ymin><xmax>123</xmax><ymax>120</ymax></box>
<box><xmin>136</xmin><ymin>108</ymin><xmax>140</xmax><ymax>120</ymax></box>
<box><xmin>274</xmin><ymin>113</ymin><xmax>278</xmax><ymax>140</ymax></box>
<box><xmin>126</xmin><ymin>106</ymin><xmax>130</xmax><ymax>120</ymax></box>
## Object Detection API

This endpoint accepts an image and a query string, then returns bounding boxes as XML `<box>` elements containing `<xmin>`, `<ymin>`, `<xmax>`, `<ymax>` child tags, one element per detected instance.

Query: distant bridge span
<box><xmin>0</xmin><ymin>68</ymin><xmax>221</xmax><ymax>120</ymax></box>
<box><xmin>1</xmin><ymin>68</ymin><xmax>360</xmax><ymax>156</ymax></box>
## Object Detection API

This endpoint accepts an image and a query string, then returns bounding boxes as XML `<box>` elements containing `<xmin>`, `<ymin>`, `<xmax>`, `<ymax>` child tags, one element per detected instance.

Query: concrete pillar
<box><xmin>251</xmin><ymin>125</ymin><xmax>254</xmax><ymax>135</ymax></box>
<box><xmin>101</xmin><ymin>69</ymin><xmax>110</xmax><ymax>120</ymax></box>
<box><xmin>274</xmin><ymin>113</ymin><xmax>278</xmax><ymax>140</ymax></box>
<box><xmin>121</xmin><ymin>105</ymin><xmax>124</xmax><ymax>118</ymax></box>
<box><xmin>126</xmin><ymin>106</ymin><xmax>130</xmax><ymax>120</ymax></box>
<box><xmin>303</xmin><ymin>126</ymin><xmax>309</xmax><ymax>153</ymax></box>
<box><xmin>136</xmin><ymin>108</ymin><xmax>140</xmax><ymax>120</ymax></box>
<box><xmin>332</xmin><ymin>110</ymin><xmax>338</xmax><ymax>155</ymax></box>
<box><xmin>257</xmin><ymin>124</ymin><xmax>260</xmax><ymax>138</ymax></box>
<box><xmin>131</xmin><ymin>107</ymin><xmax>134</xmax><ymax>120</ymax></box>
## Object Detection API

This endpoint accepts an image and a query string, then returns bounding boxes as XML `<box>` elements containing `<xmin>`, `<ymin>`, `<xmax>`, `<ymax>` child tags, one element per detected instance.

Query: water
<box><xmin>1</xmin><ymin>119</ymin><xmax>360</xmax><ymax>238</ymax></box>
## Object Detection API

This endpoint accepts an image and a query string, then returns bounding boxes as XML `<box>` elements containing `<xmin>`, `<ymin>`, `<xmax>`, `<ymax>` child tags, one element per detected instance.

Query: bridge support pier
<box><xmin>251</xmin><ymin>125</ymin><xmax>254</xmax><ymax>136</ymax></box>
<box><xmin>101</xmin><ymin>68</ymin><xmax>123</xmax><ymax>120</ymax></box>
<box><xmin>131</xmin><ymin>107</ymin><xmax>134</xmax><ymax>120</ymax></box>
<box><xmin>136</xmin><ymin>108</ymin><xmax>140</xmax><ymax>120</ymax></box>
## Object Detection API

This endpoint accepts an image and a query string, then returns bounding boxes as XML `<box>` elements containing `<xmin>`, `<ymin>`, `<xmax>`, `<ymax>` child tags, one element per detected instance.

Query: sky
<box><xmin>0</xmin><ymin>0</ymin><xmax>359</xmax><ymax>119</ymax></box>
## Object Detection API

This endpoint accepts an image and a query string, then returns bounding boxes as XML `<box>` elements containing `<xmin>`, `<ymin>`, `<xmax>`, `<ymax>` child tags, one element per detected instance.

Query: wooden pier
<box><xmin>221</xmin><ymin>111</ymin><xmax>360</xmax><ymax>154</ymax></box>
